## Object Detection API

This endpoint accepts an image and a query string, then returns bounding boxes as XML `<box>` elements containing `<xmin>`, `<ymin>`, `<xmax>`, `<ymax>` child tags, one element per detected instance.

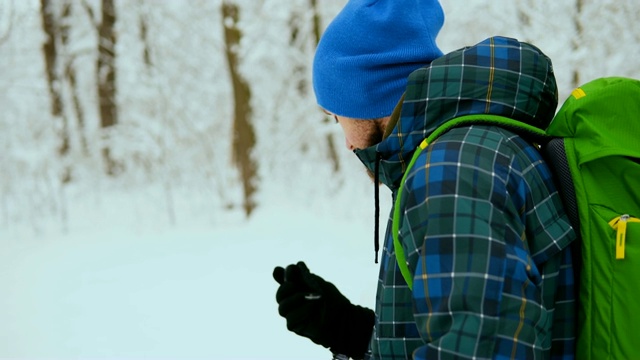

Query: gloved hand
<box><xmin>273</xmin><ymin>262</ymin><xmax>375</xmax><ymax>359</ymax></box>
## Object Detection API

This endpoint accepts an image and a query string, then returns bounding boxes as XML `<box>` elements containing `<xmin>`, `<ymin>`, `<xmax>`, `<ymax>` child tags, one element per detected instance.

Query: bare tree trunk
<box><xmin>516</xmin><ymin>0</ymin><xmax>532</xmax><ymax>40</ymax></box>
<box><xmin>572</xmin><ymin>0</ymin><xmax>584</xmax><ymax>88</ymax></box>
<box><xmin>66</xmin><ymin>63</ymin><xmax>89</xmax><ymax>156</ymax></box>
<box><xmin>139</xmin><ymin>12</ymin><xmax>153</xmax><ymax>68</ymax></box>
<box><xmin>40</xmin><ymin>0</ymin><xmax>63</xmax><ymax>119</ymax></box>
<box><xmin>222</xmin><ymin>1</ymin><xmax>257</xmax><ymax>217</ymax></box>
<box><xmin>309</xmin><ymin>0</ymin><xmax>321</xmax><ymax>47</ymax></box>
<box><xmin>40</xmin><ymin>0</ymin><xmax>72</xmax><ymax>183</ymax></box>
<box><xmin>309</xmin><ymin>0</ymin><xmax>340</xmax><ymax>172</ymax></box>
<box><xmin>60</xmin><ymin>1</ymin><xmax>89</xmax><ymax>157</ymax></box>
<box><xmin>97</xmin><ymin>0</ymin><xmax>120</xmax><ymax>175</ymax></box>
<box><xmin>39</xmin><ymin>0</ymin><xmax>71</xmax><ymax>231</ymax></box>
<box><xmin>289</xmin><ymin>9</ymin><xmax>307</xmax><ymax>95</ymax></box>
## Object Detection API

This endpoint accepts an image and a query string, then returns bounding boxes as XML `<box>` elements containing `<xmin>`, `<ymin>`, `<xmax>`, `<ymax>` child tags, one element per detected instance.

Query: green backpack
<box><xmin>393</xmin><ymin>77</ymin><xmax>640</xmax><ymax>358</ymax></box>
<box><xmin>543</xmin><ymin>77</ymin><xmax>640</xmax><ymax>359</ymax></box>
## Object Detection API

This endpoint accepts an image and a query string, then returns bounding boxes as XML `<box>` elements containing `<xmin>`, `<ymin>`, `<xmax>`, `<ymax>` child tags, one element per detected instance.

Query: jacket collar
<box><xmin>355</xmin><ymin>36</ymin><xmax>558</xmax><ymax>192</ymax></box>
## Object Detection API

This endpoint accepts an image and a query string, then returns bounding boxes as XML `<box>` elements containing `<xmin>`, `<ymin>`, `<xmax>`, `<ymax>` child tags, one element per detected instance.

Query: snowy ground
<box><xmin>0</xmin><ymin>184</ymin><xmax>384</xmax><ymax>359</ymax></box>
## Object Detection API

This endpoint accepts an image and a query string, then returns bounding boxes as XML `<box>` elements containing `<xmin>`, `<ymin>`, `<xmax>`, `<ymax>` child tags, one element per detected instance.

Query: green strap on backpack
<box><xmin>392</xmin><ymin>114</ymin><xmax>547</xmax><ymax>290</ymax></box>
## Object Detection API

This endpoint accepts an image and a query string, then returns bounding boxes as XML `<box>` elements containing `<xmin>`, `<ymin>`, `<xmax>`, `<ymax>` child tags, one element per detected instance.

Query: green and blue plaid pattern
<box><xmin>355</xmin><ymin>37</ymin><xmax>575</xmax><ymax>359</ymax></box>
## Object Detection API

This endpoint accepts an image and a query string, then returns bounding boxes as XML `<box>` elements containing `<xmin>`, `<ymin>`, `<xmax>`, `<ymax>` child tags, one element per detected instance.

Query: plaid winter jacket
<box><xmin>355</xmin><ymin>37</ymin><xmax>576</xmax><ymax>360</ymax></box>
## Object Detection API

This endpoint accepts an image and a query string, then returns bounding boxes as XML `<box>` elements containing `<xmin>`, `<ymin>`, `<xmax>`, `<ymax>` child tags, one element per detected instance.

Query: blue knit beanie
<box><xmin>312</xmin><ymin>0</ymin><xmax>445</xmax><ymax>119</ymax></box>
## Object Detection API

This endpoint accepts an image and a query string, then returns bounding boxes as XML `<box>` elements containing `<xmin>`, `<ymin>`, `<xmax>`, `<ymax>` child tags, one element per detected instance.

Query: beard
<box><xmin>366</xmin><ymin>168</ymin><xmax>381</xmax><ymax>185</ymax></box>
<box><xmin>363</xmin><ymin>123</ymin><xmax>386</xmax><ymax>184</ymax></box>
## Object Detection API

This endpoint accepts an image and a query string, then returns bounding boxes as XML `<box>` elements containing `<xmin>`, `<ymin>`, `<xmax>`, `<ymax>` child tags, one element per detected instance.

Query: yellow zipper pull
<box><xmin>615</xmin><ymin>215</ymin><xmax>628</xmax><ymax>260</ymax></box>
<box><xmin>609</xmin><ymin>215</ymin><xmax>640</xmax><ymax>260</ymax></box>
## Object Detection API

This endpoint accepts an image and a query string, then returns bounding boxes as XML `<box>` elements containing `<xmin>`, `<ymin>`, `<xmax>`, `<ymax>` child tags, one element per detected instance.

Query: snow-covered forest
<box><xmin>0</xmin><ymin>0</ymin><xmax>639</xmax><ymax>358</ymax></box>
<box><xmin>2</xmin><ymin>0</ymin><xmax>638</xmax><ymax>234</ymax></box>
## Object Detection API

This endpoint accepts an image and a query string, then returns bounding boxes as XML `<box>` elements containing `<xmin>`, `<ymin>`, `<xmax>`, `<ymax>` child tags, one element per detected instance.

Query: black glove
<box><xmin>273</xmin><ymin>262</ymin><xmax>375</xmax><ymax>359</ymax></box>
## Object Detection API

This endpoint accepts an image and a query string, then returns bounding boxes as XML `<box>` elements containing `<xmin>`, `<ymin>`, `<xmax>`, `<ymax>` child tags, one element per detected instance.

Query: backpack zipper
<box><xmin>609</xmin><ymin>214</ymin><xmax>640</xmax><ymax>259</ymax></box>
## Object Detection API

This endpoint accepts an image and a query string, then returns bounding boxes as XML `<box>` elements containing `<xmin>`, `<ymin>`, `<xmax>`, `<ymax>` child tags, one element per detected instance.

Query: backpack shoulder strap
<box><xmin>393</xmin><ymin>114</ymin><xmax>547</xmax><ymax>290</ymax></box>
<box><xmin>542</xmin><ymin>138</ymin><xmax>580</xmax><ymax>231</ymax></box>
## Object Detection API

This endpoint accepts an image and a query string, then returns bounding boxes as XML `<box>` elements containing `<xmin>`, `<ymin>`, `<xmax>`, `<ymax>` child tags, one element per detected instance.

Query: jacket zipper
<box><xmin>608</xmin><ymin>214</ymin><xmax>640</xmax><ymax>259</ymax></box>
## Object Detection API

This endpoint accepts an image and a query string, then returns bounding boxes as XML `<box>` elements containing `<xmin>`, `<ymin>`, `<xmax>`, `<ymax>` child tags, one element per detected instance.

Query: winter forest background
<box><xmin>2</xmin><ymin>0</ymin><xmax>639</xmax><ymax>233</ymax></box>
<box><xmin>0</xmin><ymin>0</ymin><xmax>639</xmax><ymax>359</ymax></box>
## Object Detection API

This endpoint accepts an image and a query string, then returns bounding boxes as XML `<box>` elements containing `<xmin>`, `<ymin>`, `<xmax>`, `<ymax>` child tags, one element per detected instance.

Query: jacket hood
<box><xmin>356</xmin><ymin>36</ymin><xmax>558</xmax><ymax>190</ymax></box>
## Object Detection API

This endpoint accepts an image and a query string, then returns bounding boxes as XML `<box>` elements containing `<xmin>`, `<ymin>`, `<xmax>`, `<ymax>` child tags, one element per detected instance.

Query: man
<box><xmin>273</xmin><ymin>1</ymin><xmax>576</xmax><ymax>359</ymax></box>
